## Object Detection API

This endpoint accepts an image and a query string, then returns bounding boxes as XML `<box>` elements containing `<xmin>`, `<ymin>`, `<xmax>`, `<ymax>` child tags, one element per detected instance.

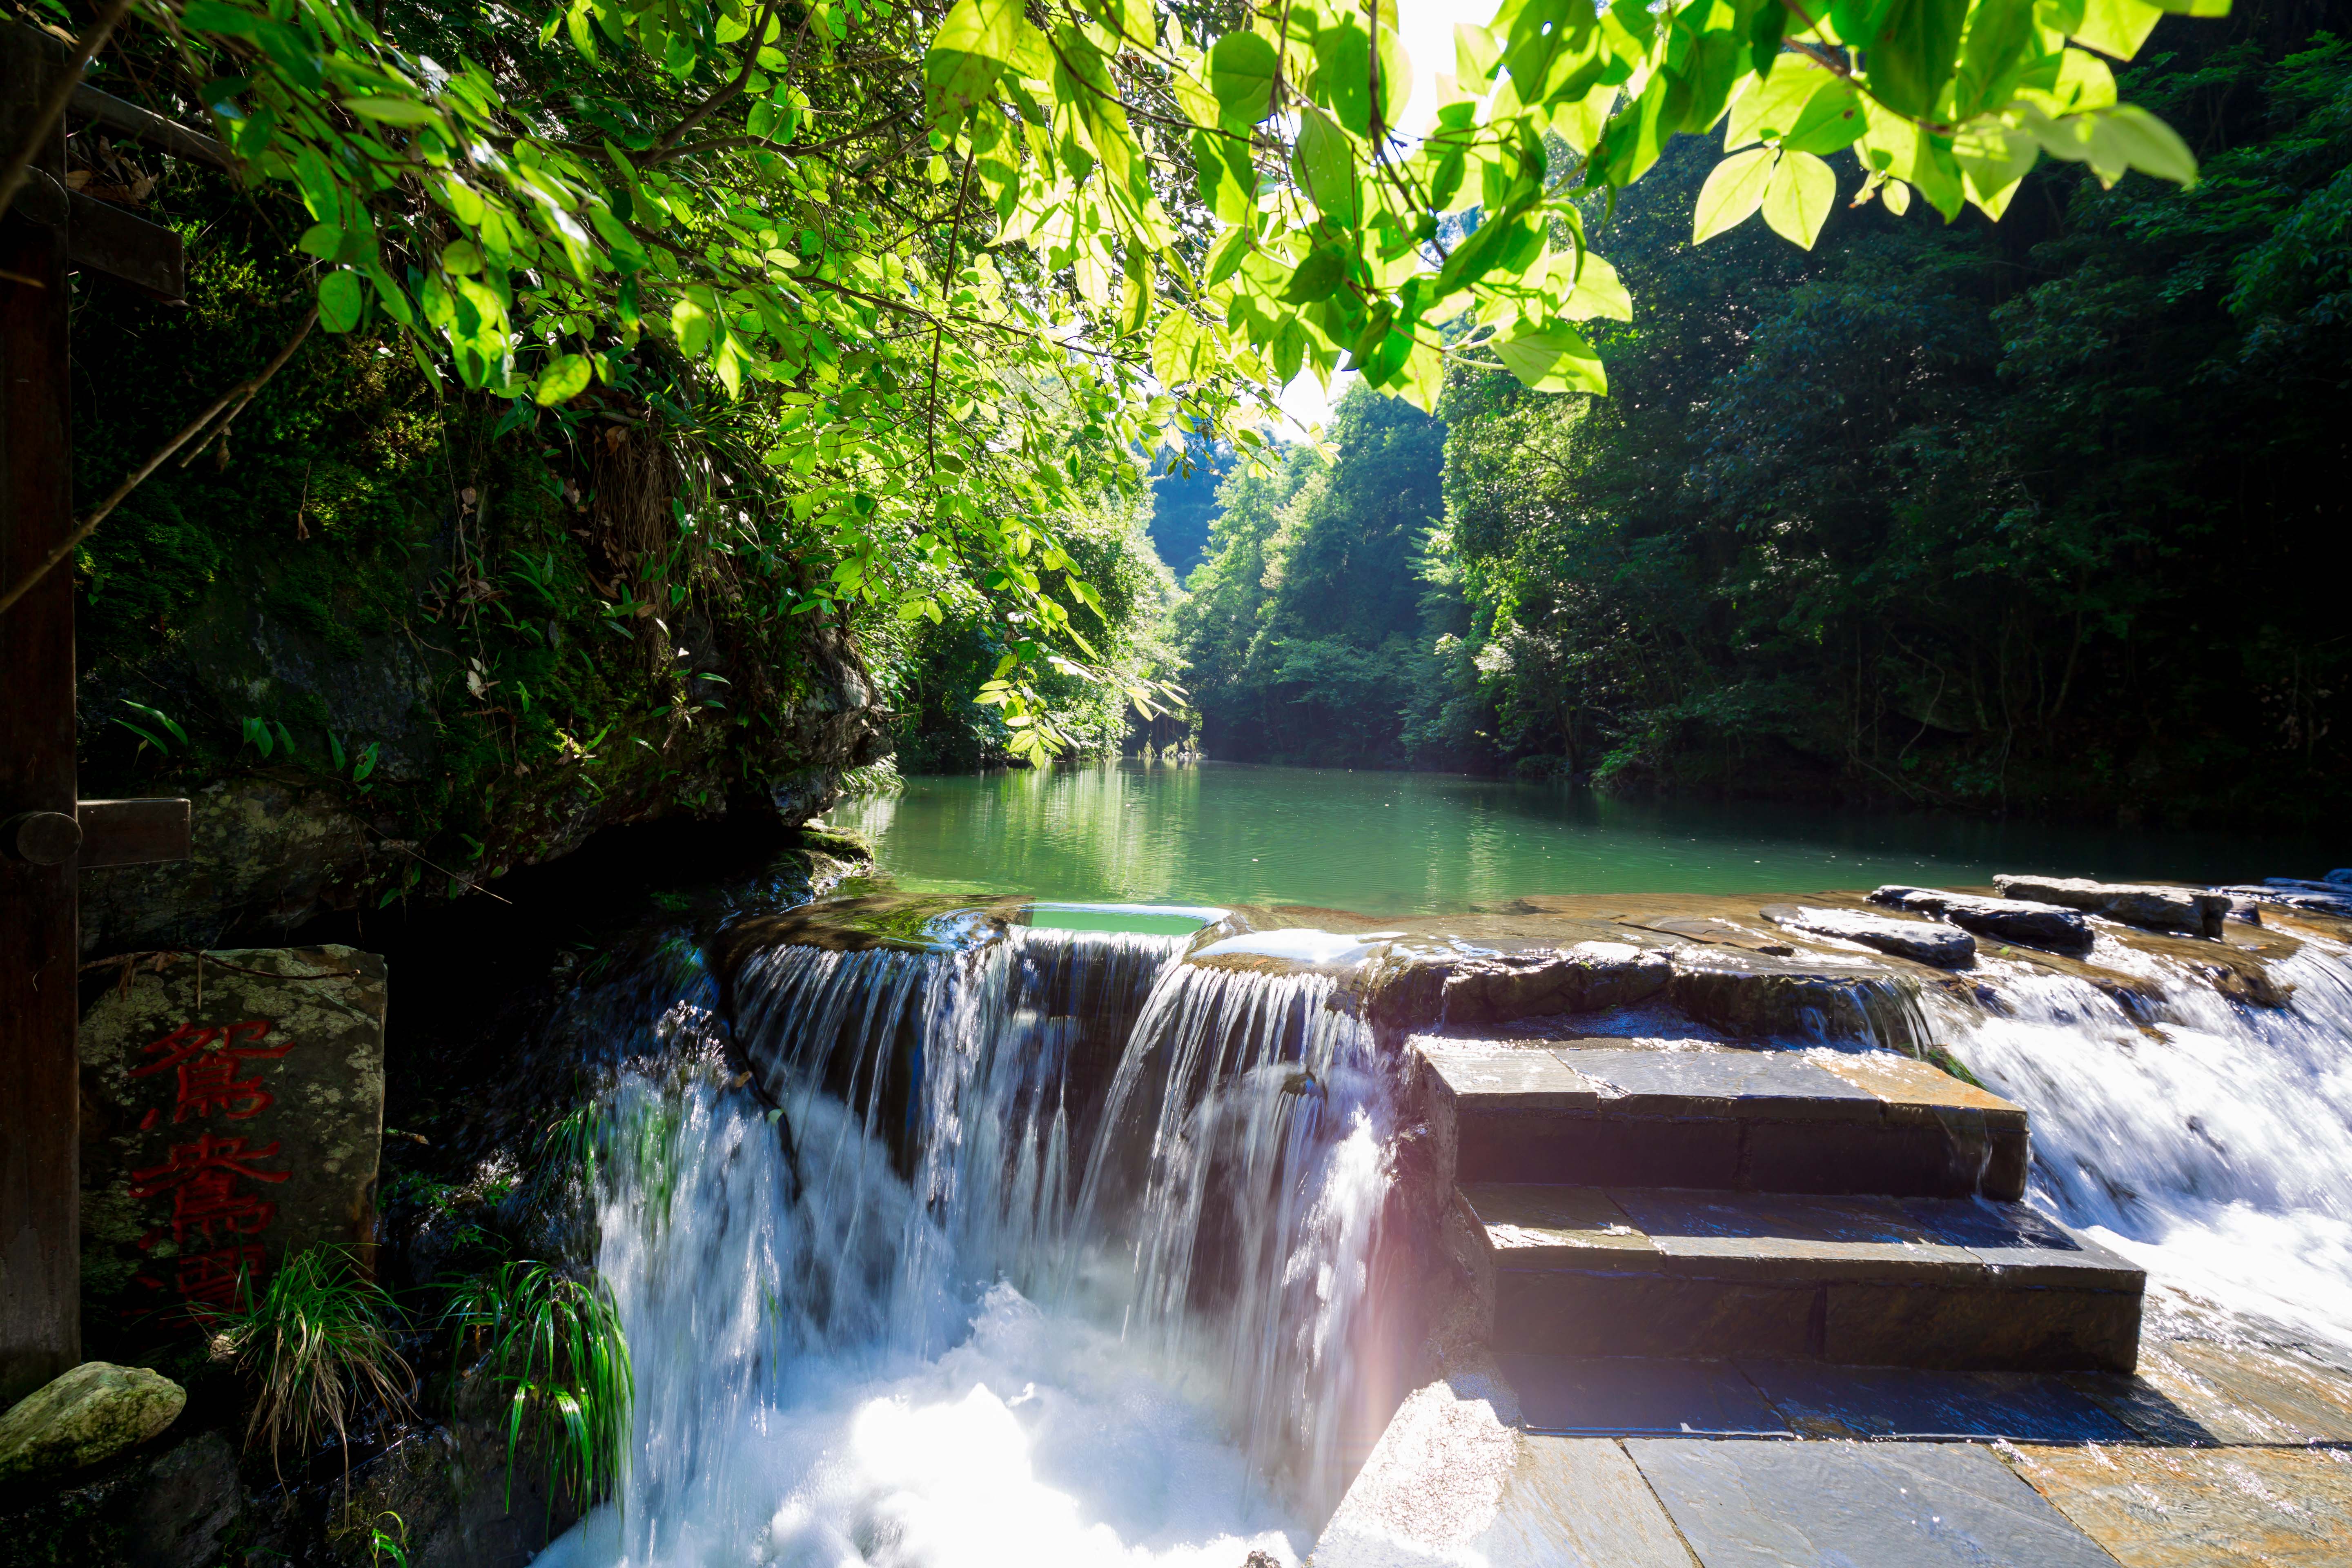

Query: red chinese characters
<box><xmin>125</xmin><ymin>1016</ymin><xmax>296</xmax><ymax>1316</ymax></box>
<box><xmin>129</xmin><ymin>1133</ymin><xmax>293</xmax><ymax>1248</ymax></box>
<box><xmin>131</xmin><ymin>1019</ymin><xmax>292</xmax><ymax>1121</ymax></box>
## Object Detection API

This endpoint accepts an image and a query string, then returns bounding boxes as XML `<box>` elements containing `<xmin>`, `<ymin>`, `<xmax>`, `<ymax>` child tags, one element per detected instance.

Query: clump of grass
<box><xmin>444</xmin><ymin>1261</ymin><xmax>633</xmax><ymax>1512</ymax></box>
<box><xmin>215</xmin><ymin>1247</ymin><xmax>414</xmax><ymax>1472</ymax></box>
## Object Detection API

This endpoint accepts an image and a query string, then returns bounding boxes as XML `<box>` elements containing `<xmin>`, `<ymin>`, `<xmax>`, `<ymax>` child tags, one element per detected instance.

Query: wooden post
<box><xmin>0</xmin><ymin>28</ymin><xmax>82</xmax><ymax>1404</ymax></box>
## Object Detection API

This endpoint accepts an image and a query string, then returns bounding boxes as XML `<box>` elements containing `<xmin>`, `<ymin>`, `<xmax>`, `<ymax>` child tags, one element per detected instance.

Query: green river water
<box><xmin>832</xmin><ymin>761</ymin><xmax>2332</xmax><ymax>915</ymax></box>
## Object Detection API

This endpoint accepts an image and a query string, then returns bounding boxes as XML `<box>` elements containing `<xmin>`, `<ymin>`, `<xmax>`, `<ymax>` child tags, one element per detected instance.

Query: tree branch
<box><xmin>0</xmin><ymin>305</ymin><xmax>318</xmax><ymax>618</ymax></box>
<box><xmin>0</xmin><ymin>0</ymin><xmax>138</xmax><ymax>221</ymax></box>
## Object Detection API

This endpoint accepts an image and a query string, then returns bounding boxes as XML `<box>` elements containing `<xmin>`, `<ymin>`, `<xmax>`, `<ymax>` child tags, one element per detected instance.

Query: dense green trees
<box><xmin>1172</xmin><ymin>385</ymin><xmax>1443</xmax><ymax>762</ymax></box>
<box><xmin>1172</xmin><ymin>11</ymin><xmax>2350</xmax><ymax>825</ymax></box>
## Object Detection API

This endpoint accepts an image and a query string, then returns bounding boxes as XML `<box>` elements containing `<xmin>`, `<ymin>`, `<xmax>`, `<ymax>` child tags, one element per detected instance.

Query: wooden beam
<box><xmin>68</xmin><ymin>82</ymin><xmax>232</xmax><ymax>172</ymax></box>
<box><xmin>78</xmin><ymin>797</ymin><xmax>192</xmax><ymax>868</ymax></box>
<box><xmin>63</xmin><ymin>188</ymin><xmax>182</xmax><ymax>301</ymax></box>
<box><xmin>0</xmin><ymin>25</ymin><xmax>82</xmax><ymax>1399</ymax></box>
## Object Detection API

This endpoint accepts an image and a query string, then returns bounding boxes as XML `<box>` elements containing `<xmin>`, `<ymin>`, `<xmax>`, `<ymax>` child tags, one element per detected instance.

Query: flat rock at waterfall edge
<box><xmin>2005</xmin><ymin>1443</ymin><xmax>2352</xmax><ymax>1567</ymax></box>
<box><xmin>1992</xmin><ymin>875</ymin><xmax>2230</xmax><ymax>938</ymax></box>
<box><xmin>1869</xmin><ymin>886</ymin><xmax>2095</xmax><ymax>953</ymax></box>
<box><xmin>1760</xmin><ymin>904</ymin><xmax>1976</xmax><ymax>967</ymax></box>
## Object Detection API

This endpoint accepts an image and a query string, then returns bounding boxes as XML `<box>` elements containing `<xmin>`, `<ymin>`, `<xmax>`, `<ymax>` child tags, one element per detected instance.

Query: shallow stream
<box><xmin>533</xmin><ymin>764</ymin><xmax>2351</xmax><ymax>1565</ymax></box>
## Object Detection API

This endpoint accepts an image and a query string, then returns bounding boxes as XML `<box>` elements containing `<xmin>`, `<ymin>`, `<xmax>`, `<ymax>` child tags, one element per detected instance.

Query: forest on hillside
<box><xmin>1164</xmin><ymin>2</ymin><xmax>2352</xmax><ymax>830</ymax></box>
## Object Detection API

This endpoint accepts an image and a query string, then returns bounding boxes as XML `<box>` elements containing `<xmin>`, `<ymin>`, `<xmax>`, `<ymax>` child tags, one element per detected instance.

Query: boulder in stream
<box><xmin>1991</xmin><ymin>875</ymin><xmax>2228</xmax><ymax>938</ymax></box>
<box><xmin>1869</xmin><ymin>886</ymin><xmax>2096</xmax><ymax>954</ymax></box>
<box><xmin>1760</xmin><ymin>904</ymin><xmax>1976</xmax><ymax>967</ymax></box>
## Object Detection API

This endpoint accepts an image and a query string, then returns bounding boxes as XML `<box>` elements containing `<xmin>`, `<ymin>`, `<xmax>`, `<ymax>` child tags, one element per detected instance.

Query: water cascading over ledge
<box><xmin>541</xmin><ymin>901</ymin><xmax>1417</xmax><ymax>1564</ymax></box>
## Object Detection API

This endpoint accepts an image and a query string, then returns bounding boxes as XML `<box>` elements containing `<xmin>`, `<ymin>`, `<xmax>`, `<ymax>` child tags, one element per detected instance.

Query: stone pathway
<box><xmin>1315</xmin><ymin>1343</ymin><xmax>2352</xmax><ymax>1566</ymax></box>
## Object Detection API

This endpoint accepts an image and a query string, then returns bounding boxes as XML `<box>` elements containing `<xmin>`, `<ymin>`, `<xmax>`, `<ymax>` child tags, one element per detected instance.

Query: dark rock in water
<box><xmin>1438</xmin><ymin>942</ymin><xmax>1672</xmax><ymax>1027</ymax></box>
<box><xmin>1665</xmin><ymin>948</ymin><xmax>1922</xmax><ymax>1049</ymax></box>
<box><xmin>2329</xmin><ymin>869</ymin><xmax>2352</xmax><ymax>887</ymax></box>
<box><xmin>2227</xmin><ymin>898</ymin><xmax>2265</xmax><ymax>925</ymax></box>
<box><xmin>1869</xmin><ymin>886</ymin><xmax>2096</xmax><ymax>954</ymax></box>
<box><xmin>1991</xmin><ymin>875</ymin><xmax>2228</xmax><ymax>938</ymax></box>
<box><xmin>1760</xmin><ymin>904</ymin><xmax>1976</xmax><ymax>968</ymax></box>
<box><xmin>2216</xmin><ymin>881</ymin><xmax>2352</xmax><ymax>919</ymax></box>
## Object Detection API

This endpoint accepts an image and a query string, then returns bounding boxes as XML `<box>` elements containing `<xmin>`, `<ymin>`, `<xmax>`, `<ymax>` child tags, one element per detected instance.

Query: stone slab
<box><xmin>1870</xmin><ymin>886</ymin><xmax>2096</xmax><ymax>953</ymax></box>
<box><xmin>1993</xmin><ymin>875</ymin><xmax>2228</xmax><ymax>938</ymax></box>
<box><xmin>1736</xmin><ymin>1363</ymin><xmax>2136</xmax><ymax>1441</ymax></box>
<box><xmin>1762</xmin><ymin>903</ymin><xmax>1978</xmax><ymax>967</ymax></box>
<box><xmin>1545</xmin><ymin>1047</ymin><xmax>1882</xmax><ymax>1121</ymax></box>
<box><xmin>2121</xmin><ymin>1340</ymin><xmax>2352</xmax><ymax>1446</ymax></box>
<box><xmin>1428</xmin><ymin>1040</ymin><xmax>2024</xmax><ymax>1198</ymax></box>
<box><xmin>1418</xmin><ymin>1041</ymin><xmax>1600</xmax><ymax>1112</ymax></box>
<box><xmin>2006</xmin><ymin>1444</ymin><xmax>2352</xmax><ymax>1567</ymax></box>
<box><xmin>1472</xmin><ymin>1437</ymin><xmax>1702</xmax><ymax>1567</ymax></box>
<box><xmin>1503</xmin><ymin>1355</ymin><xmax>1791</xmax><ymax>1437</ymax></box>
<box><xmin>1809</xmin><ymin>1049</ymin><xmax>2025</xmax><ymax>1119</ymax></box>
<box><xmin>1625</xmin><ymin>1437</ymin><xmax>2118</xmax><ymax>1568</ymax></box>
<box><xmin>79</xmin><ymin>947</ymin><xmax>387</xmax><ymax>1337</ymax></box>
<box><xmin>1609</xmin><ymin>1189</ymin><xmax>1985</xmax><ymax>1285</ymax></box>
<box><xmin>1471</xmin><ymin>1187</ymin><xmax>2144</xmax><ymax>1370</ymax></box>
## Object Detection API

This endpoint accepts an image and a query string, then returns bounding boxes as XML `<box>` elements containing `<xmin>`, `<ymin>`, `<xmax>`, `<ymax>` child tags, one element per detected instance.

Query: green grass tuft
<box><xmin>216</xmin><ymin>1247</ymin><xmax>413</xmax><ymax>1473</ymax></box>
<box><xmin>443</xmin><ymin>1261</ymin><xmax>633</xmax><ymax>1515</ymax></box>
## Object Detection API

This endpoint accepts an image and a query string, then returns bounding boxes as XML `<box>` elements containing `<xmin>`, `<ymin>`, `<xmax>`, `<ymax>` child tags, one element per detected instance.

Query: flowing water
<box><xmin>1933</xmin><ymin>933</ymin><xmax>2352</xmax><ymax>1354</ymax></box>
<box><xmin>532</xmin><ymin>766</ymin><xmax>2352</xmax><ymax>1564</ymax></box>
<box><xmin>539</xmin><ymin>922</ymin><xmax>1393</xmax><ymax>1566</ymax></box>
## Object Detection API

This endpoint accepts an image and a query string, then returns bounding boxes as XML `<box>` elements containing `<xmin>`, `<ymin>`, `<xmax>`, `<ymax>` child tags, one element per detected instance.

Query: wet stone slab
<box><xmin>79</xmin><ymin>946</ymin><xmax>387</xmax><ymax>1332</ymax></box>
<box><xmin>2007</xmin><ymin>1444</ymin><xmax>2352</xmax><ymax>1567</ymax></box>
<box><xmin>1471</xmin><ymin>1186</ymin><xmax>2144</xmax><ymax>1370</ymax></box>
<box><xmin>1624</xmin><ymin>1437</ymin><xmax>2118</xmax><ymax>1568</ymax></box>
<box><xmin>1735</xmin><ymin>1363</ymin><xmax>2136</xmax><ymax>1442</ymax></box>
<box><xmin>2116</xmin><ymin>1340</ymin><xmax>2352</xmax><ymax>1445</ymax></box>
<box><xmin>1503</xmin><ymin>1356</ymin><xmax>1792</xmax><ymax>1438</ymax></box>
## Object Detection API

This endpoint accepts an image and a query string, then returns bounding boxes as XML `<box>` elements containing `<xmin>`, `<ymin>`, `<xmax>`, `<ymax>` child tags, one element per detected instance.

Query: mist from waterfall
<box><xmin>537</xmin><ymin>925</ymin><xmax>1393</xmax><ymax>1567</ymax></box>
<box><xmin>1936</xmin><ymin>931</ymin><xmax>2352</xmax><ymax>1353</ymax></box>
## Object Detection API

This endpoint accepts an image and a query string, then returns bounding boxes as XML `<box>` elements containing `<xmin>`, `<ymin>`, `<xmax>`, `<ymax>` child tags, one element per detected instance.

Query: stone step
<box><xmin>1421</xmin><ymin>1038</ymin><xmax>2028</xmax><ymax>1201</ymax></box>
<box><xmin>1464</xmin><ymin>1184</ymin><xmax>2143</xmax><ymax>1373</ymax></box>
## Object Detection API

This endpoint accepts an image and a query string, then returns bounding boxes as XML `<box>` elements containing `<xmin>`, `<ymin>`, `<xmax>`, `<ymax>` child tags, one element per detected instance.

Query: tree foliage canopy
<box><xmin>24</xmin><ymin>0</ymin><xmax>2229</xmax><ymax>750</ymax></box>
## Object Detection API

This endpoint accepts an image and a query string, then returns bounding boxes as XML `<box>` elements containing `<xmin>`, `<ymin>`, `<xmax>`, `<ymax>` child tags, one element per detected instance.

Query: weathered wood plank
<box><xmin>78</xmin><ymin>798</ymin><xmax>192</xmax><ymax>869</ymax></box>
<box><xmin>0</xmin><ymin>20</ymin><xmax>83</xmax><ymax>1401</ymax></box>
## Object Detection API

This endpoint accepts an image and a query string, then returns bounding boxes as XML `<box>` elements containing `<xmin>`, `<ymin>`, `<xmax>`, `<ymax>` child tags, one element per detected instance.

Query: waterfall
<box><xmin>1934</xmin><ymin>930</ymin><xmax>2352</xmax><ymax>1352</ymax></box>
<box><xmin>538</xmin><ymin>923</ymin><xmax>1393</xmax><ymax>1566</ymax></box>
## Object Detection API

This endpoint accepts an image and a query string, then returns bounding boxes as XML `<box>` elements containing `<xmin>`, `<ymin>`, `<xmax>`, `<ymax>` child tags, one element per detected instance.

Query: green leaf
<box><xmin>1209</xmin><ymin>31</ymin><xmax>1281</xmax><ymax>133</ymax></box>
<box><xmin>1558</xmin><ymin>252</ymin><xmax>1633</xmax><ymax>321</ymax></box>
<box><xmin>1192</xmin><ymin>128</ymin><xmax>1257</xmax><ymax>223</ymax></box>
<box><xmin>317</xmin><ymin>269</ymin><xmax>365</xmax><ymax>333</ymax></box>
<box><xmin>1493</xmin><ymin>323</ymin><xmax>1606</xmax><ymax>394</ymax></box>
<box><xmin>1316</xmin><ymin>20</ymin><xmax>1373</xmax><ymax>137</ymax></box>
<box><xmin>535</xmin><ymin>353</ymin><xmax>593</xmax><ymax>405</ymax></box>
<box><xmin>1761</xmin><ymin>149</ymin><xmax>1838</xmax><ymax>247</ymax></box>
<box><xmin>342</xmin><ymin>96</ymin><xmax>441</xmax><ymax>126</ymax></box>
<box><xmin>2069</xmin><ymin>0</ymin><xmax>2164</xmax><ymax>58</ymax></box>
<box><xmin>1293</xmin><ymin>107</ymin><xmax>1357</xmax><ymax>224</ymax></box>
<box><xmin>925</xmin><ymin>0</ymin><xmax>1020</xmax><ymax>117</ymax></box>
<box><xmin>1953</xmin><ymin>0</ymin><xmax>2040</xmax><ymax>118</ymax></box>
<box><xmin>1692</xmin><ymin>147</ymin><xmax>1777</xmax><ymax>243</ymax></box>
<box><xmin>1726</xmin><ymin>55</ymin><xmax>1839</xmax><ymax>150</ymax></box>
<box><xmin>1864</xmin><ymin>0</ymin><xmax>1969</xmax><ymax>119</ymax></box>
<box><xmin>1454</xmin><ymin>22</ymin><xmax>1502</xmax><ymax>89</ymax></box>
<box><xmin>2087</xmin><ymin>102</ymin><xmax>2198</xmax><ymax>184</ymax></box>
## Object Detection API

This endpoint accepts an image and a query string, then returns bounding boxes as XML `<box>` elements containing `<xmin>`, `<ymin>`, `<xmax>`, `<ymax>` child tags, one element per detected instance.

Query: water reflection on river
<box><xmin>835</xmin><ymin>761</ymin><xmax>2329</xmax><ymax>914</ymax></box>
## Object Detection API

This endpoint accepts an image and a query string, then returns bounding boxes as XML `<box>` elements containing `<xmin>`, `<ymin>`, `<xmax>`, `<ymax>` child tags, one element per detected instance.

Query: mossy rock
<box><xmin>0</xmin><ymin>1362</ymin><xmax>185</xmax><ymax>1480</ymax></box>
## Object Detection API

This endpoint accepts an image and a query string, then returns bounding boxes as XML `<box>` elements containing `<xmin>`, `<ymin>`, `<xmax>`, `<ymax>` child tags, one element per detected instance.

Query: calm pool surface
<box><xmin>832</xmin><ymin>762</ymin><xmax>2332</xmax><ymax>915</ymax></box>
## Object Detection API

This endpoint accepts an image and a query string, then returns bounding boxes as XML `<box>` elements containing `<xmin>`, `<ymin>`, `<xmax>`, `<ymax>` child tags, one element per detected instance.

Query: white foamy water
<box><xmin>539</xmin><ymin>925</ymin><xmax>1395</xmax><ymax>1567</ymax></box>
<box><xmin>1936</xmin><ymin>931</ymin><xmax>2352</xmax><ymax>1350</ymax></box>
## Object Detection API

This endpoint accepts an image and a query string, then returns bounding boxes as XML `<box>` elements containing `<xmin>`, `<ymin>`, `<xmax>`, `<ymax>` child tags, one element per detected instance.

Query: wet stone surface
<box><xmin>1761</xmin><ymin>903</ymin><xmax>1978</xmax><ymax>967</ymax></box>
<box><xmin>1624</xmin><ymin>1437</ymin><xmax>2122</xmax><ymax>1568</ymax></box>
<box><xmin>78</xmin><ymin>946</ymin><xmax>387</xmax><ymax>1333</ymax></box>
<box><xmin>2007</xmin><ymin>1444</ymin><xmax>2352</xmax><ymax>1568</ymax></box>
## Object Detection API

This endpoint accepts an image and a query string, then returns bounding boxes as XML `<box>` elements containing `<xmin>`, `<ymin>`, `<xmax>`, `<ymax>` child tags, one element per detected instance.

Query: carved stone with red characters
<box><xmin>78</xmin><ymin>947</ymin><xmax>387</xmax><ymax>1336</ymax></box>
